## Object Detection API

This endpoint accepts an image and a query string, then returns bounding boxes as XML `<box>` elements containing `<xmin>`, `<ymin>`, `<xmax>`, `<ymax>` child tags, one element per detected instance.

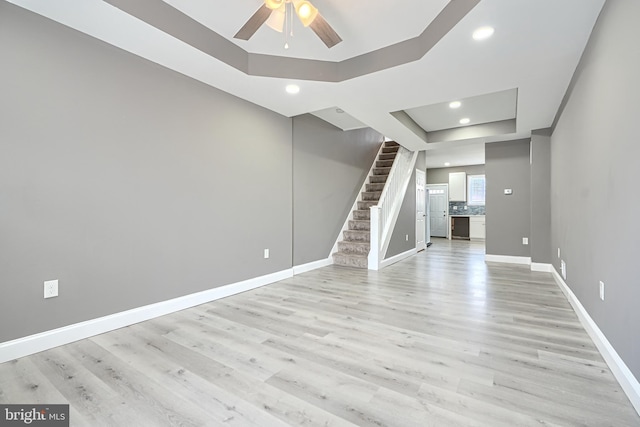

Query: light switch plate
<box><xmin>504</xmin><ymin>189</ymin><xmax>513</xmax><ymax>195</ymax></box>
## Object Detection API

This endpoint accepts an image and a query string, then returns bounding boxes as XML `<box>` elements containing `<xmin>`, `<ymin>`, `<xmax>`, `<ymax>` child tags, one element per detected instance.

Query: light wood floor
<box><xmin>1</xmin><ymin>239</ymin><xmax>638</xmax><ymax>426</ymax></box>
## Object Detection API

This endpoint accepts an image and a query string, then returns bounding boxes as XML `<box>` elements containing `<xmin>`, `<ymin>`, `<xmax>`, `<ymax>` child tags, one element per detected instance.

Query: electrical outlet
<box><xmin>522</xmin><ymin>237</ymin><xmax>528</xmax><ymax>245</ymax></box>
<box><xmin>44</xmin><ymin>280</ymin><xmax>58</xmax><ymax>299</ymax></box>
<box><xmin>264</xmin><ymin>249</ymin><xmax>269</xmax><ymax>259</ymax></box>
<box><xmin>599</xmin><ymin>281</ymin><xmax>605</xmax><ymax>301</ymax></box>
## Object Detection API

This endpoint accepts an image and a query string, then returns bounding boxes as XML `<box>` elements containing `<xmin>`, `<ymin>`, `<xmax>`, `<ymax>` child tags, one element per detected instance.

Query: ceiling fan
<box><xmin>234</xmin><ymin>0</ymin><xmax>342</xmax><ymax>49</ymax></box>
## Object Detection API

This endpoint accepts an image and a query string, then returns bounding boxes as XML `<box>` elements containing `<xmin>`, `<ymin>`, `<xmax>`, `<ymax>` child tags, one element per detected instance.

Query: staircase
<box><xmin>332</xmin><ymin>141</ymin><xmax>400</xmax><ymax>268</ymax></box>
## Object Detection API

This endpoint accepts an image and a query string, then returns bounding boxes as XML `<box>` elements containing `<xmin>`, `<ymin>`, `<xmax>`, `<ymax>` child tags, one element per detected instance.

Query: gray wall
<box><xmin>292</xmin><ymin>115</ymin><xmax>382</xmax><ymax>265</ymax></box>
<box><xmin>0</xmin><ymin>3</ymin><xmax>385</xmax><ymax>344</ymax></box>
<box><xmin>530</xmin><ymin>132</ymin><xmax>552</xmax><ymax>264</ymax></box>
<box><xmin>427</xmin><ymin>164</ymin><xmax>485</xmax><ymax>184</ymax></box>
<box><xmin>485</xmin><ymin>140</ymin><xmax>531</xmax><ymax>257</ymax></box>
<box><xmin>386</xmin><ymin>151</ymin><xmax>426</xmax><ymax>258</ymax></box>
<box><xmin>0</xmin><ymin>4</ymin><xmax>295</xmax><ymax>342</ymax></box>
<box><xmin>550</xmin><ymin>0</ymin><xmax>640</xmax><ymax>378</ymax></box>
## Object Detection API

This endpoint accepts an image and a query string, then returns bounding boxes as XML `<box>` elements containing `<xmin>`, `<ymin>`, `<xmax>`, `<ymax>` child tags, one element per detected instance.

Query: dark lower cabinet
<box><xmin>451</xmin><ymin>216</ymin><xmax>470</xmax><ymax>240</ymax></box>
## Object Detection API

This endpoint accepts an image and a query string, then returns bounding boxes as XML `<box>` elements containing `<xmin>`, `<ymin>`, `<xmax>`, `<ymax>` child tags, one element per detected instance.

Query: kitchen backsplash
<box><xmin>449</xmin><ymin>201</ymin><xmax>485</xmax><ymax>215</ymax></box>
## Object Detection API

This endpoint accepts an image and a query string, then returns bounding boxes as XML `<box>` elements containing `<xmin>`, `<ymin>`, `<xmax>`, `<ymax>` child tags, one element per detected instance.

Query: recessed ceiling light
<box><xmin>459</xmin><ymin>118</ymin><xmax>470</xmax><ymax>125</ymax></box>
<box><xmin>444</xmin><ymin>162</ymin><xmax>451</xmax><ymax>167</ymax></box>
<box><xmin>449</xmin><ymin>101</ymin><xmax>461</xmax><ymax>109</ymax></box>
<box><xmin>473</xmin><ymin>26</ymin><xmax>495</xmax><ymax>41</ymax></box>
<box><xmin>285</xmin><ymin>84</ymin><xmax>300</xmax><ymax>94</ymax></box>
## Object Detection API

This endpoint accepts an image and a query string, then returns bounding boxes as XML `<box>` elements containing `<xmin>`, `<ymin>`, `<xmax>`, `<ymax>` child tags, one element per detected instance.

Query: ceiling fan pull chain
<box><xmin>284</xmin><ymin>1</ymin><xmax>292</xmax><ymax>49</ymax></box>
<box><xmin>289</xmin><ymin>2</ymin><xmax>294</xmax><ymax>37</ymax></box>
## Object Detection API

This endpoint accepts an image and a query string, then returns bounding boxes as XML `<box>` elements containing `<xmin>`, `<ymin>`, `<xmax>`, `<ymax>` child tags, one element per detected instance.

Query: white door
<box><xmin>427</xmin><ymin>184</ymin><xmax>448</xmax><ymax>238</ymax></box>
<box><xmin>425</xmin><ymin>189</ymin><xmax>431</xmax><ymax>245</ymax></box>
<box><xmin>416</xmin><ymin>170</ymin><xmax>426</xmax><ymax>251</ymax></box>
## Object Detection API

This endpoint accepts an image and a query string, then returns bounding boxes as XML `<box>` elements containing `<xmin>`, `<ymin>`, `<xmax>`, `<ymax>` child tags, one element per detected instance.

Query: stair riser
<box><xmin>333</xmin><ymin>254</ymin><xmax>368</xmax><ymax>269</ymax></box>
<box><xmin>357</xmin><ymin>201</ymin><xmax>377</xmax><ymax>210</ymax></box>
<box><xmin>379</xmin><ymin>154</ymin><xmax>396</xmax><ymax>161</ymax></box>
<box><xmin>362</xmin><ymin>192</ymin><xmax>381</xmax><ymax>201</ymax></box>
<box><xmin>382</xmin><ymin>147</ymin><xmax>399</xmax><ymax>153</ymax></box>
<box><xmin>337</xmin><ymin>242</ymin><xmax>370</xmax><ymax>255</ymax></box>
<box><xmin>366</xmin><ymin>183</ymin><xmax>385</xmax><ymax>192</ymax></box>
<box><xmin>349</xmin><ymin>220</ymin><xmax>370</xmax><ymax>231</ymax></box>
<box><xmin>373</xmin><ymin>168</ymin><xmax>391</xmax><ymax>176</ymax></box>
<box><xmin>369</xmin><ymin>175</ymin><xmax>388</xmax><ymax>184</ymax></box>
<box><xmin>376</xmin><ymin>160</ymin><xmax>394</xmax><ymax>168</ymax></box>
<box><xmin>385</xmin><ymin>141</ymin><xmax>399</xmax><ymax>147</ymax></box>
<box><xmin>343</xmin><ymin>230</ymin><xmax>370</xmax><ymax>242</ymax></box>
<box><xmin>353</xmin><ymin>211</ymin><xmax>370</xmax><ymax>220</ymax></box>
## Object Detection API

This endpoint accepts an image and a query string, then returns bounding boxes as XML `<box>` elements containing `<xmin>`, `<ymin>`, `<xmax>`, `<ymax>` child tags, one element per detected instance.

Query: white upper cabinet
<box><xmin>449</xmin><ymin>172</ymin><xmax>466</xmax><ymax>201</ymax></box>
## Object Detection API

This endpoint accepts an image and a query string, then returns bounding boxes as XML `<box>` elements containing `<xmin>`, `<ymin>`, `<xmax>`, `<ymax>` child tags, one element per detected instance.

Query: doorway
<box><xmin>426</xmin><ymin>184</ymin><xmax>448</xmax><ymax>238</ymax></box>
<box><xmin>416</xmin><ymin>169</ymin><xmax>426</xmax><ymax>251</ymax></box>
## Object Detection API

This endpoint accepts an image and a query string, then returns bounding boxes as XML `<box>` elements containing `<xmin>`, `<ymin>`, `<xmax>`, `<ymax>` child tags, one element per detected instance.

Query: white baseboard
<box><xmin>531</xmin><ymin>262</ymin><xmax>553</xmax><ymax>272</ymax></box>
<box><xmin>485</xmin><ymin>254</ymin><xmax>531</xmax><ymax>265</ymax></box>
<box><xmin>381</xmin><ymin>248</ymin><xmax>417</xmax><ymax>269</ymax></box>
<box><xmin>552</xmin><ymin>268</ymin><xmax>640</xmax><ymax>416</ymax></box>
<box><xmin>293</xmin><ymin>257</ymin><xmax>333</xmax><ymax>275</ymax></box>
<box><xmin>0</xmin><ymin>268</ymin><xmax>294</xmax><ymax>364</ymax></box>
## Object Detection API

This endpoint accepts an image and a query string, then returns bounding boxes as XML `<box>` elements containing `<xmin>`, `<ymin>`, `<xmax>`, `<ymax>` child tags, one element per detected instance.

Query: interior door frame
<box><xmin>415</xmin><ymin>169</ymin><xmax>426</xmax><ymax>252</ymax></box>
<box><xmin>426</xmin><ymin>184</ymin><xmax>449</xmax><ymax>239</ymax></box>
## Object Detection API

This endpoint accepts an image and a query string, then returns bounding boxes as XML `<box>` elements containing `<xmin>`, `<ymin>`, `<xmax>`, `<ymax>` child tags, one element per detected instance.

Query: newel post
<box><xmin>368</xmin><ymin>206</ymin><xmax>381</xmax><ymax>270</ymax></box>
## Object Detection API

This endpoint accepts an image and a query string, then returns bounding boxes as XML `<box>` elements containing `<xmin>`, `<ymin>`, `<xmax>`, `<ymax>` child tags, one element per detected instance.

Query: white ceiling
<box><xmin>405</xmin><ymin>88</ymin><xmax>517</xmax><ymax>132</ymax></box>
<box><xmin>311</xmin><ymin>107</ymin><xmax>367</xmax><ymax>132</ymax></box>
<box><xmin>7</xmin><ymin>0</ymin><xmax>606</xmax><ymax>169</ymax></box>
<box><xmin>424</xmin><ymin>141</ymin><xmax>486</xmax><ymax>169</ymax></box>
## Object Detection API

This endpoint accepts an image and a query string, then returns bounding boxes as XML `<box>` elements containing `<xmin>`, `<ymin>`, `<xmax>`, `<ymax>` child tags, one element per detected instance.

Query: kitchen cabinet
<box><xmin>451</xmin><ymin>216</ymin><xmax>470</xmax><ymax>240</ymax></box>
<box><xmin>449</xmin><ymin>172</ymin><xmax>466</xmax><ymax>201</ymax></box>
<box><xmin>470</xmin><ymin>215</ymin><xmax>486</xmax><ymax>239</ymax></box>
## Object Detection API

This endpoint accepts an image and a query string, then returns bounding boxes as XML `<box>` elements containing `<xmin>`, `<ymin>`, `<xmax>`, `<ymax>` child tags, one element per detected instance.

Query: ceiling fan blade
<box><xmin>234</xmin><ymin>4</ymin><xmax>272</xmax><ymax>40</ymax></box>
<box><xmin>309</xmin><ymin>13</ymin><xmax>342</xmax><ymax>48</ymax></box>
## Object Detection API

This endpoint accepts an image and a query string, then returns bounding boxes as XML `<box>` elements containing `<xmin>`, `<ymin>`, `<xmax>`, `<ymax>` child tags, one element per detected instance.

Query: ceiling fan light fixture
<box><xmin>264</xmin><ymin>0</ymin><xmax>285</xmax><ymax>10</ymax></box>
<box><xmin>295</xmin><ymin>1</ymin><xmax>318</xmax><ymax>27</ymax></box>
<box><xmin>265</xmin><ymin>6</ymin><xmax>286</xmax><ymax>32</ymax></box>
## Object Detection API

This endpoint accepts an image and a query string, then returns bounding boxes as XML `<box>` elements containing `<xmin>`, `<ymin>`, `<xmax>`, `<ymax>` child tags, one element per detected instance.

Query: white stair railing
<box><xmin>368</xmin><ymin>146</ymin><xmax>418</xmax><ymax>270</ymax></box>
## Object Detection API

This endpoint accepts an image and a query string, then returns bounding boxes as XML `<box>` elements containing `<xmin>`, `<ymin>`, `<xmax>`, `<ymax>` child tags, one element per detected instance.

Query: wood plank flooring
<box><xmin>1</xmin><ymin>239</ymin><xmax>638</xmax><ymax>426</ymax></box>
